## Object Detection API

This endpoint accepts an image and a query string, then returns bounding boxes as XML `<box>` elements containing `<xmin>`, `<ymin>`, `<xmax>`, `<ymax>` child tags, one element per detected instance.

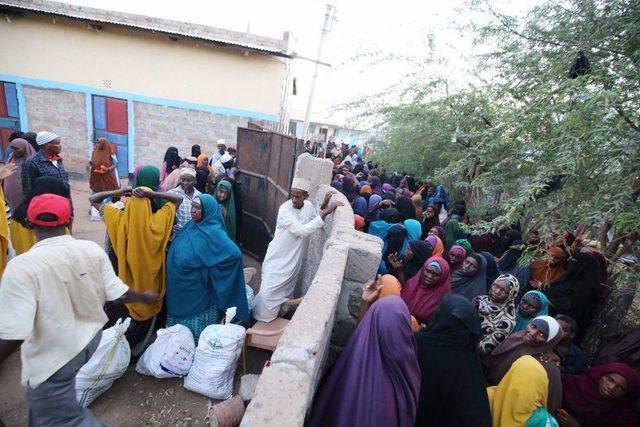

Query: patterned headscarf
<box><xmin>474</xmin><ymin>274</ymin><xmax>520</xmax><ymax>355</ymax></box>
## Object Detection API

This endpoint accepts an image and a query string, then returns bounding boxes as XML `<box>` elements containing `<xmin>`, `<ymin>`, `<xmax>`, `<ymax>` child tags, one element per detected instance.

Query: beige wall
<box><xmin>23</xmin><ymin>86</ymin><xmax>89</xmax><ymax>175</ymax></box>
<box><xmin>0</xmin><ymin>14</ymin><xmax>286</xmax><ymax>117</ymax></box>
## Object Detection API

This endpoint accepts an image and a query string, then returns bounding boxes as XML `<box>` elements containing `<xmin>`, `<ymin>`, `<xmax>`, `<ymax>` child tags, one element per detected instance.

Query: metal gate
<box><xmin>236</xmin><ymin>126</ymin><xmax>304</xmax><ymax>260</ymax></box>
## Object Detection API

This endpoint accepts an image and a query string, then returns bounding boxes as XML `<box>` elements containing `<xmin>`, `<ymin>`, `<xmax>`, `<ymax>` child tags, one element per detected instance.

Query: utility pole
<box><xmin>301</xmin><ymin>4</ymin><xmax>336</xmax><ymax>141</ymax></box>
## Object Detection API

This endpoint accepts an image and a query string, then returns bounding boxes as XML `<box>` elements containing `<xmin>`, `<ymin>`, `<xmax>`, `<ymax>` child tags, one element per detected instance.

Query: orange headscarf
<box><xmin>529</xmin><ymin>245</ymin><xmax>566</xmax><ymax>286</ymax></box>
<box><xmin>426</xmin><ymin>235</ymin><xmax>444</xmax><ymax>257</ymax></box>
<box><xmin>89</xmin><ymin>138</ymin><xmax>119</xmax><ymax>192</ymax></box>
<box><xmin>378</xmin><ymin>274</ymin><xmax>420</xmax><ymax>332</ymax></box>
<box><xmin>411</xmin><ymin>194</ymin><xmax>423</xmax><ymax>221</ymax></box>
<box><xmin>196</xmin><ymin>154</ymin><xmax>211</xmax><ymax>171</ymax></box>
<box><xmin>354</xmin><ymin>214</ymin><xmax>365</xmax><ymax>230</ymax></box>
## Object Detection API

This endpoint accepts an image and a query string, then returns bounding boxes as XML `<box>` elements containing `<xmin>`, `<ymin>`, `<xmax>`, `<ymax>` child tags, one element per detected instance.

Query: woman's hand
<box><xmin>362</xmin><ymin>276</ymin><xmax>383</xmax><ymax>303</ymax></box>
<box><xmin>387</xmin><ymin>252</ymin><xmax>403</xmax><ymax>272</ymax></box>
<box><xmin>539</xmin><ymin>351</ymin><xmax>561</xmax><ymax>366</ymax></box>
<box><xmin>557</xmin><ymin>409</ymin><xmax>581</xmax><ymax>427</ymax></box>
<box><xmin>0</xmin><ymin>161</ymin><xmax>17</xmax><ymax>180</ymax></box>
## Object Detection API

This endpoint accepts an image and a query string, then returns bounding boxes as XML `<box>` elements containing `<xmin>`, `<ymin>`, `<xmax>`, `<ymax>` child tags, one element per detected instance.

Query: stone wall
<box><xmin>132</xmin><ymin>102</ymin><xmax>251</xmax><ymax>165</ymax></box>
<box><xmin>241</xmin><ymin>157</ymin><xmax>382</xmax><ymax>427</ymax></box>
<box><xmin>23</xmin><ymin>86</ymin><xmax>89</xmax><ymax>176</ymax></box>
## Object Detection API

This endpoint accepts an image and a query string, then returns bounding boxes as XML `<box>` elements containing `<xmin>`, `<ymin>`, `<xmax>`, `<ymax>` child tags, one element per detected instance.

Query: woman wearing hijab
<box><xmin>514</xmin><ymin>290</ymin><xmax>549</xmax><ymax>332</ymax></box>
<box><xmin>425</xmin><ymin>235</ymin><xmax>445</xmax><ymax>257</ymax></box>
<box><xmin>496</xmin><ymin>230</ymin><xmax>531</xmax><ymax>299</ymax></box>
<box><xmin>212</xmin><ymin>180</ymin><xmax>236</xmax><ymax>241</ymax></box>
<box><xmin>543</xmin><ymin>250</ymin><xmax>601</xmax><ymax>343</ymax></box>
<box><xmin>308</xmin><ymin>296</ymin><xmax>421</xmax><ymax>427</ymax></box>
<box><xmin>411</xmin><ymin>194</ymin><xmax>423</xmax><ymax>223</ymax></box>
<box><xmin>451</xmin><ymin>253</ymin><xmax>488</xmax><ymax>301</ymax></box>
<box><xmin>401</xmin><ymin>219</ymin><xmax>421</xmax><ymax>254</ymax></box>
<box><xmin>395</xmin><ymin>195</ymin><xmax>415</xmax><ymax>222</ymax></box>
<box><xmin>401</xmin><ymin>256</ymin><xmax>452</xmax><ymax>325</ymax></box>
<box><xmin>4</xmin><ymin>139</ymin><xmax>36</xmax><ymax>254</ymax></box>
<box><xmin>89</xmin><ymin>138</ymin><xmax>119</xmax><ymax>193</ymax></box>
<box><xmin>415</xmin><ymin>294</ymin><xmax>492</xmax><ymax>427</ymax></box>
<box><xmin>559</xmin><ymin>362</ymin><xmax>640</xmax><ymax>427</ymax></box>
<box><xmin>191</xmin><ymin>144</ymin><xmax>201</xmax><ymax>158</ymax></box>
<box><xmin>366</xmin><ymin>194</ymin><xmax>382</xmax><ymax>222</ymax></box>
<box><xmin>195</xmin><ymin>154</ymin><xmax>210</xmax><ymax>193</ymax></box>
<box><xmin>473</xmin><ymin>274</ymin><xmax>519</xmax><ymax>355</ymax></box>
<box><xmin>420</xmin><ymin>204</ymin><xmax>440</xmax><ymax>239</ymax></box>
<box><xmin>444</xmin><ymin>219</ymin><xmax>465</xmax><ymax>250</ymax></box>
<box><xmin>529</xmin><ymin>246</ymin><xmax>566</xmax><ymax>288</ymax></box>
<box><xmin>481</xmin><ymin>252</ymin><xmax>500</xmax><ymax>293</ymax></box>
<box><xmin>166</xmin><ymin>194</ymin><xmax>248</xmax><ymax>339</ymax></box>
<box><xmin>4</xmin><ymin>138</ymin><xmax>34</xmax><ymax>213</ymax></box>
<box><xmin>382</xmin><ymin>183</ymin><xmax>396</xmax><ymax>201</ymax></box>
<box><xmin>487</xmin><ymin>355</ymin><xmax>560</xmax><ymax>427</ymax></box>
<box><xmin>368</xmin><ymin>175</ymin><xmax>383</xmax><ymax>196</ymax></box>
<box><xmin>381</xmin><ymin>224</ymin><xmax>407</xmax><ymax>274</ymax></box>
<box><xmin>484</xmin><ymin>316</ymin><xmax>564</xmax><ymax>414</ymax></box>
<box><xmin>161</xmin><ymin>146</ymin><xmax>181</xmax><ymax>180</ymax></box>
<box><xmin>448</xmin><ymin>245</ymin><xmax>467</xmax><ymax>271</ymax></box>
<box><xmin>341</xmin><ymin>175</ymin><xmax>360</xmax><ymax>205</ymax></box>
<box><xmin>428</xmin><ymin>225</ymin><xmax>446</xmax><ymax>242</ymax></box>
<box><xmin>401</xmin><ymin>240</ymin><xmax>432</xmax><ymax>280</ymax></box>
<box><xmin>104</xmin><ymin>165</ymin><xmax>180</xmax><ymax>323</ymax></box>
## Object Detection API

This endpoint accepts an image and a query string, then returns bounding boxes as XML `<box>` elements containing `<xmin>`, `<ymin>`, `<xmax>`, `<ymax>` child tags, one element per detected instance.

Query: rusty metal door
<box><xmin>236</xmin><ymin>127</ymin><xmax>302</xmax><ymax>260</ymax></box>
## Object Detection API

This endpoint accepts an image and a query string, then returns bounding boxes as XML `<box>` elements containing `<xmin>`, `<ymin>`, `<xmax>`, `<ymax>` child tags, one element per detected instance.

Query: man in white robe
<box><xmin>253</xmin><ymin>178</ymin><xmax>340</xmax><ymax>322</ymax></box>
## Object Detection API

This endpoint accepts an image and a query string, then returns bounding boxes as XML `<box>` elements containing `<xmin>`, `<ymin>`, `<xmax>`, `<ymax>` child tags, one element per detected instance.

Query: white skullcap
<box><xmin>219</xmin><ymin>153</ymin><xmax>233</xmax><ymax>164</ymax></box>
<box><xmin>532</xmin><ymin>315</ymin><xmax>561</xmax><ymax>342</ymax></box>
<box><xmin>36</xmin><ymin>131</ymin><xmax>59</xmax><ymax>146</ymax></box>
<box><xmin>216</xmin><ymin>139</ymin><xmax>226</xmax><ymax>146</ymax></box>
<box><xmin>179</xmin><ymin>168</ymin><xmax>197</xmax><ymax>178</ymax></box>
<box><xmin>291</xmin><ymin>177</ymin><xmax>311</xmax><ymax>193</ymax></box>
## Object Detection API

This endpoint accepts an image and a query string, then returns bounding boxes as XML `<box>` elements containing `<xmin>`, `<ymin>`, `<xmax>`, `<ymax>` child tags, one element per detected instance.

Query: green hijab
<box><xmin>213</xmin><ymin>180</ymin><xmax>236</xmax><ymax>241</ymax></box>
<box><xmin>133</xmin><ymin>165</ymin><xmax>167</xmax><ymax>213</ymax></box>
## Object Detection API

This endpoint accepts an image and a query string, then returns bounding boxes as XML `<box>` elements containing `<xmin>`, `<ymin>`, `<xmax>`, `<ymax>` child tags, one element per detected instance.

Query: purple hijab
<box><xmin>367</xmin><ymin>194</ymin><xmax>382</xmax><ymax>221</ymax></box>
<box><xmin>342</xmin><ymin>176</ymin><xmax>360</xmax><ymax>204</ymax></box>
<box><xmin>308</xmin><ymin>296</ymin><xmax>421</xmax><ymax>427</ymax></box>
<box><xmin>369</xmin><ymin>176</ymin><xmax>383</xmax><ymax>196</ymax></box>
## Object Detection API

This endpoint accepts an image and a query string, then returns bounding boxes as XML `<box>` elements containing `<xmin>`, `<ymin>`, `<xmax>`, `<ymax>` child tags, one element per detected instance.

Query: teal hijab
<box><xmin>166</xmin><ymin>194</ymin><xmax>248</xmax><ymax>321</ymax></box>
<box><xmin>401</xmin><ymin>219</ymin><xmax>422</xmax><ymax>255</ymax></box>
<box><xmin>514</xmin><ymin>290</ymin><xmax>549</xmax><ymax>332</ymax></box>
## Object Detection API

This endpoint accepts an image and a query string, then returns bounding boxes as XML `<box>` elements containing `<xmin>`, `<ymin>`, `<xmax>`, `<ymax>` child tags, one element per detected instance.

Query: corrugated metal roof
<box><xmin>0</xmin><ymin>0</ymin><xmax>291</xmax><ymax>58</ymax></box>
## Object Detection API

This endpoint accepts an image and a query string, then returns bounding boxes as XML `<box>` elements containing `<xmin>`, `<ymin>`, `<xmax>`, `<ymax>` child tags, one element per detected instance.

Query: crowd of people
<box><xmin>0</xmin><ymin>130</ymin><xmax>345</xmax><ymax>425</ymax></box>
<box><xmin>0</xmin><ymin>129</ymin><xmax>637</xmax><ymax>427</ymax></box>
<box><xmin>308</xmin><ymin>154</ymin><xmax>640</xmax><ymax>427</ymax></box>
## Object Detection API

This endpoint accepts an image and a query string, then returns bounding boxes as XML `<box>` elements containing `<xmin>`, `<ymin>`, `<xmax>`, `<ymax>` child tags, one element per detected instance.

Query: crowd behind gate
<box><xmin>0</xmin><ymin>131</ymin><xmax>637</xmax><ymax>427</ymax></box>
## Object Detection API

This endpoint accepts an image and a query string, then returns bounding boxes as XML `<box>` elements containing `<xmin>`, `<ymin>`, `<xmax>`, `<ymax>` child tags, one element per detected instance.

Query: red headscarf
<box><xmin>561</xmin><ymin>363</ymin><xmax>640</xmax><ymax>427</ymax></box>
<box><xmin>401</xmin><ymin>256</ymin><xmax>451</xmax><ymax>324</ymax></box>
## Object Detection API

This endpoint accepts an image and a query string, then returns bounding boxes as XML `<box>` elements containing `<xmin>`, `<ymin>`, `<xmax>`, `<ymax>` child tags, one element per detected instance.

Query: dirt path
<box><xmin>0</xmin><ymin>179</ymin><xmax>266</xmax><ymax>426</ymax></box>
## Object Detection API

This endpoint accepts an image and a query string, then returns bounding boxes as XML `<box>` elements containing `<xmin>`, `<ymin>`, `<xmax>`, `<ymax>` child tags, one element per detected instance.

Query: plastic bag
<box><xmin>90</xmin><ymin>206</ymin><xmax>102</xmax><ymax>221</ymax></box>
<box><xmin>246</xmin><ymin>285</ymin><xmax>255</xmax><ymax>311</ymax></box>
<box><xmin>135</xmin><ymin>324</ymin><xmax>195</xmax><ymax>378</ymax></box>
<box><xmin>76</xmin><ymin>318</ymin><xmax>131</xmax><ymax>407</ymax></box>
<box><xmin>184</xmin><ymin>308</ymin><xmax>245</xmax><ymax>399</ymax></box>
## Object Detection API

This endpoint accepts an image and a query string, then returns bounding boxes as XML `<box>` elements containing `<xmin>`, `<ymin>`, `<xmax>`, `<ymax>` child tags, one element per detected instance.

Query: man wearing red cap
<box><xmin>0</xmin><ymin>194</ymin><xmax>159</xmax><ymax>426</ymax></box>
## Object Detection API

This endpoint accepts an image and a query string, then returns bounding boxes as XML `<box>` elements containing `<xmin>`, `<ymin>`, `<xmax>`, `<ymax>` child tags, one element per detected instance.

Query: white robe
<box><xmin>252</xmin><ymin>200</ymin><xmax>324</xmax><ymax>322</ymax></box>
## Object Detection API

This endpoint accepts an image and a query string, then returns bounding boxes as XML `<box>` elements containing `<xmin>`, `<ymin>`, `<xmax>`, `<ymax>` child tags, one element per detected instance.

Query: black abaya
<box><xmin>414</xmin><ymin>294</ymin><xmax>492</xmax><ymax>427</ymax></box>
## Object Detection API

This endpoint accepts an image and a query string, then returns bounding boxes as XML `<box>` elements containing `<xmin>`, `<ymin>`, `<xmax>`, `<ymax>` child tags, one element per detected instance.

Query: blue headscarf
<box><xmin>514</xmin><ymin>290</ymin><xmax>549</xmax><ymax>332</ymax></box>
<box><xmin>401</xmin><ymin>219</ymin><xmax>422</xmax><ymax>255</ymax></box>
<box><xmin>166</xmin><ymin>194</ymin><xmax>249</xmax><ymax>321</ymax></box>
<box><xmin>428</xmin><ymin>184</ymin><xmax>450</xmax><ymax>206</ymax></box>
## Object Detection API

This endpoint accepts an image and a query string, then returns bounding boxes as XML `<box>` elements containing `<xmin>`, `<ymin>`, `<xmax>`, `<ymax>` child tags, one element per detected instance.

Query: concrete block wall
<box><xmin>132</xmin><ymin>102</ymin><xmax>250</xmax><ymax>166</ymax></box>
<box><xmin>23</xmin><ymin>86</ymin><xmax>89</xmax><ymax>176</ymax></box>
<box><xmin>241</xmin><ymin>157</ymin><xmax>382</xmax><ymax>427</ymax></box>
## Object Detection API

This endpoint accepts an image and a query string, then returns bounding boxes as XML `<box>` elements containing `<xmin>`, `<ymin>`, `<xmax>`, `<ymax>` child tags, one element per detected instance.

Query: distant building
<box><xmin>0</xmin><ymin>0</ymin><xmax>291</xmax><ymax>176</ymax></box>
<box><xmin>288</xmin><ymin>111</ymin><xmax>376</xmax><ymax>148</ymax></box>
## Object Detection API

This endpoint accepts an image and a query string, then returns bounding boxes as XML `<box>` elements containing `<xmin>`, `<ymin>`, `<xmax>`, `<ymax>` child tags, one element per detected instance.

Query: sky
<box><xmin>60</xmin><ymin>0</ymin><xmax>541</xmax><ymax>127</ymax></box>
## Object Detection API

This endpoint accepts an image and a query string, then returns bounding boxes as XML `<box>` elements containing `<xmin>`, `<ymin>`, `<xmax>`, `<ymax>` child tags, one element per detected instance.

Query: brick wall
<box><xmin>133</xmin><ymin>102</ymin><xmax>250</xmax><ymax>167</ymax></box>
<box><xmin>23</xmin><ymin>86</ymin><xmax>89</xmax><ymax>176</ymax></box>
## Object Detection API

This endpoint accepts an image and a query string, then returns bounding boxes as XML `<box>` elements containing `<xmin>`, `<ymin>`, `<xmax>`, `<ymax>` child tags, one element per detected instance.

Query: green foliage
<box><xmin>361</xmin><ymin>0</ymin><xmax>640</xmax><ymax>244</ymax></box>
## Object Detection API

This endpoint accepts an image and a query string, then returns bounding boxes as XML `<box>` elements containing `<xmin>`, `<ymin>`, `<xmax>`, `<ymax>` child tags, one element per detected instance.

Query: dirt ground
<box><xmin>0</xmin><ymin>179</ymin><xmax>268</xmax><ymax>426</ymax></box>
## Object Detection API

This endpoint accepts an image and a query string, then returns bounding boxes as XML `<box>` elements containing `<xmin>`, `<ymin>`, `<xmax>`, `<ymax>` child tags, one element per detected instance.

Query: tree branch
<box><xmin>613</xmin><ymin>105</ymin><xmax>640</xmax><ymax>133</ymax></box>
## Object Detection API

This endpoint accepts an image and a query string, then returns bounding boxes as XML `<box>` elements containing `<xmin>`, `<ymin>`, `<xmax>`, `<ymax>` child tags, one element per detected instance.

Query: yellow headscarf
<box><xmin>104</xmin><ymin>196</ymin><xmax>175</xmax><ymax>321</ymax></box>
<box><xmin>486</xmin><ymin>355</ymin><xmax>549</xmax><ymax>427</ymax></box>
